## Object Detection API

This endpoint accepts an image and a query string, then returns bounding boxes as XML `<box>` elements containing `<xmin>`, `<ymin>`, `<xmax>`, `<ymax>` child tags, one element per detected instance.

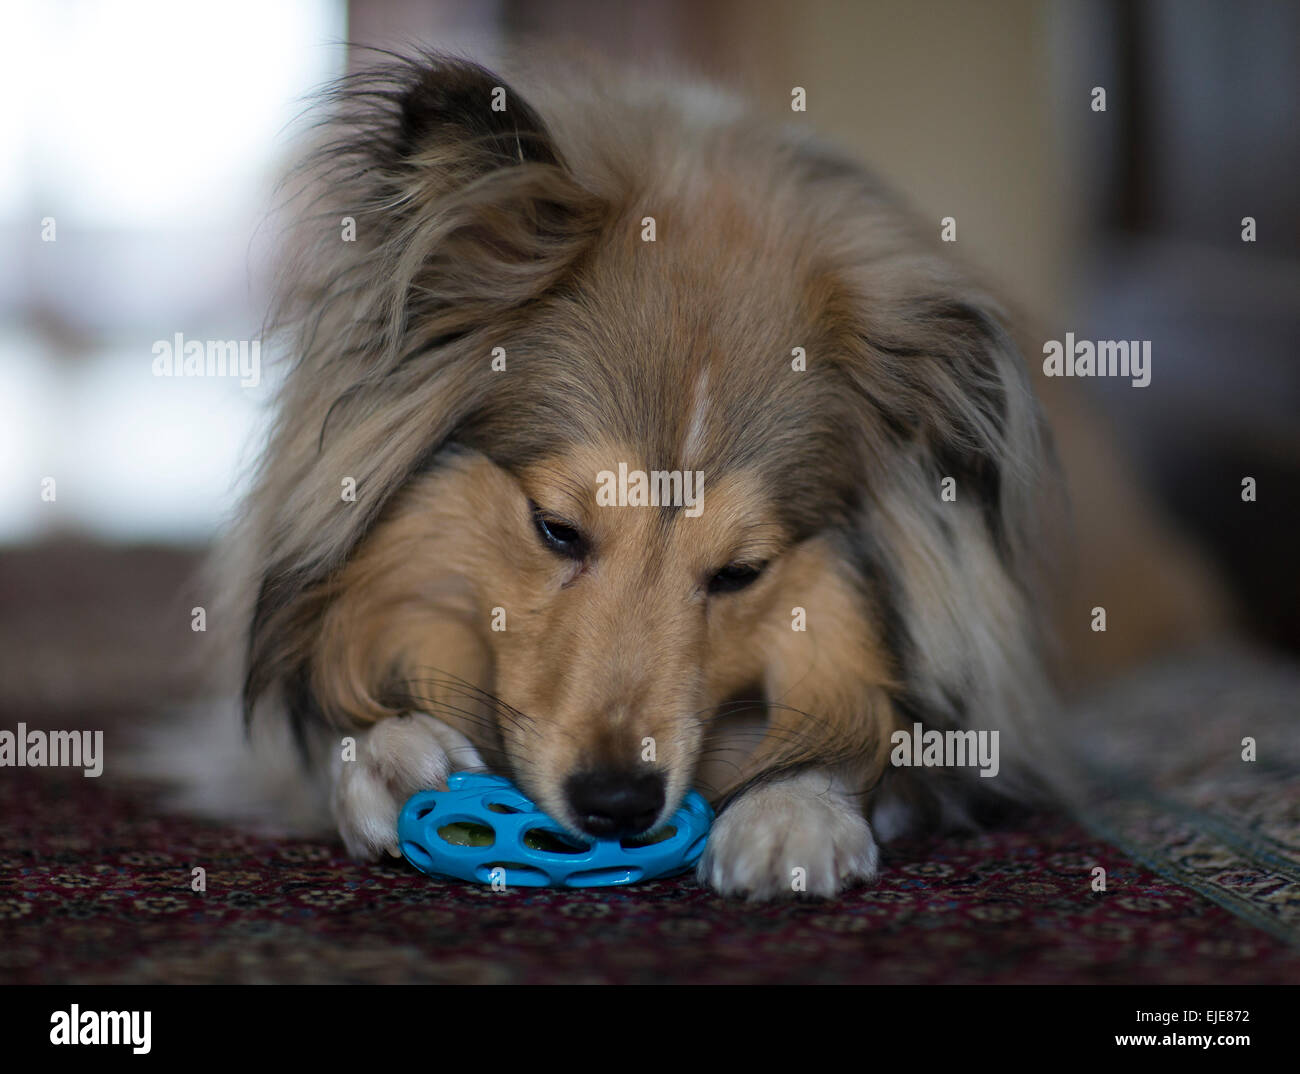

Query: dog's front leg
<box><xmin>698</xmin><ymin>766</ymin><xmax>879</xmax><ymax>900</ymax></box>
<box><xmin>698</xmin><ymin>542</ymin><xmax>896</xmax><ymax>900</ymax></box>
<box><xmin>331</xmin><ymin>713</ymin><xmax>484</xmax><ymax>859</ymax></box>
<box><xmin>696</xmin><ymin>684</ymin><xmax>892</xmax><ymax>900</ymax></box>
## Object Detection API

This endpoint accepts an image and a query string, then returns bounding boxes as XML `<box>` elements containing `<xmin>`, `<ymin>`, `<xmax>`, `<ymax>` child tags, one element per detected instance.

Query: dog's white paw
<box><xmin>698</xmin><ymin>770</ymin><xmax>878</xmax><ymax>900</ymax></box>
<box><xmin>331</xmin><ymin>713</ymin><xmax>483</xmax><ymax>860</ymax></box>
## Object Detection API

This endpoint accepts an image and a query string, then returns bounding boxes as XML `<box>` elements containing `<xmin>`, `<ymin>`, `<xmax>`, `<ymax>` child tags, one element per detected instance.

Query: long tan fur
<box><xmin>156</xmin><ymin>50</ymin><xmax>1228</xmax><ymax>898</ymax></box>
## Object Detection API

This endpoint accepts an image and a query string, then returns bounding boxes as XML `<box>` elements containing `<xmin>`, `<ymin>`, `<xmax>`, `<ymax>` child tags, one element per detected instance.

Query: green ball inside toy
<box><xmin>436</xmin><ymin>821</ymin><xmax>674</xmax><ymax>851</ymax></box>
<box><xmin>437</xmin><ymin>822</ymin><xmax>494</xmax><ymax>847</ymax></box>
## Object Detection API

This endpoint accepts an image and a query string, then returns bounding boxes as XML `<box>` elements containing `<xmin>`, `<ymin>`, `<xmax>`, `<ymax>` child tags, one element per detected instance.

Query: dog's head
<box><xmin>239</xmin><ymin>54</ymin><xmax>1052</xmax><ymax>836</ymax></box>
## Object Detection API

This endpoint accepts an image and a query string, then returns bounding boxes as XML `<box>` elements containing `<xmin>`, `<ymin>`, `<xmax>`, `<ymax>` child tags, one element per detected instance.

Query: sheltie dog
<box><xmin>166</xmin><ymin>51</ymin><xmax>1228</xmax><ymax>899</ymax></box>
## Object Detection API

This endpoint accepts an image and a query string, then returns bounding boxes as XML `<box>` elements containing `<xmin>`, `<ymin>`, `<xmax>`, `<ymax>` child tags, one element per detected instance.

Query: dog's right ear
<box><xmin>339</xmin><ymin>51</ymin><xmax>590</xmax><ymax>230</ymax></box>
<box><xmin>277</xmin><ymin>52</ymin><xmax>605</xmax><ymax>364</ymax></box>
<box><xmin>244</xmin><ymin>56</ymin><xmax>605</xmax><ymax>744</ymax></box>
<box><xmin>387</xmin><ymin>55</ymin><xmax>563</xmax><ymax>175</ymax></box>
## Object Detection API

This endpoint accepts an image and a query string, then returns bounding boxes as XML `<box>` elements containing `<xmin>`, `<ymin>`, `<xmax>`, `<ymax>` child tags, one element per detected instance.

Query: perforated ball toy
<box><xmin>397</xmin><ymin>772</ymin><xmax>713</xmax><ymax>888</ymax></box>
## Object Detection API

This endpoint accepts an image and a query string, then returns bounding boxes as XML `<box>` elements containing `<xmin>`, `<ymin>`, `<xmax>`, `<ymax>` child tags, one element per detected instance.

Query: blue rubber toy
<box><xmin>397</xmin><ymin>772</ymin><xmax>713</xmax><ymax>888</ymax></box>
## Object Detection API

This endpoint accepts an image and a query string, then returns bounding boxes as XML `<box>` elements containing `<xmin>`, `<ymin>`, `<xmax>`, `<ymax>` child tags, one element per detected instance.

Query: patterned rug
<box><xmin>1069</xmin><ymin>650</ymin><xmax>1300</xmax><ymax>946</ymax></box>
<box><xmin>1</xmin><ymin>543</ymin><xmax>1298</xmax><ymax>984</ymax></box>
<box><xmin>3</xmin><ymin>763</ymin><xmax>1298</xmax><ymax>984</ymax></box>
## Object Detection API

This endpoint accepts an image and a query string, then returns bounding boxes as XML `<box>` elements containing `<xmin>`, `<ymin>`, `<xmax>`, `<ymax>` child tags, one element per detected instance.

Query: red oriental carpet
<box><xmin>1</xmin><ymin>543</ymin><xmax>1297</xmax><ymax>984</ymax></box>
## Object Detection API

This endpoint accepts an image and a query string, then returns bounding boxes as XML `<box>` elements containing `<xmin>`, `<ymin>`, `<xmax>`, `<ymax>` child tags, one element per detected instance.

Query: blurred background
<box><xmin>1</xmin><ymin>0</ymin><xmax>1297</xmax><ymax>705</ymax></box>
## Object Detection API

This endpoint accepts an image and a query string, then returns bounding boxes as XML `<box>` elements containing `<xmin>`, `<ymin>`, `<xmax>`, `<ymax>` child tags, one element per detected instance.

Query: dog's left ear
<box><xmin>833</xmin><ymin>286</ymin><xmax>1049</xmax><ymax>561</ymax></box>
<box><xmin>876</xmin><ymin>297</ymin><xmax>1038</xmax><ymax>546</ymax></box>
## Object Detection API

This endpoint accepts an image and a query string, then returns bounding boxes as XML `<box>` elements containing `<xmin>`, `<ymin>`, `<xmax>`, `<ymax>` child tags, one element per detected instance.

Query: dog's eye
<box><xmin>531</xmin><ymin>504</ymin><xmax>587</xmax><ymax>559</ymax></box>
<box><xmin>708</xmin><ymin>562</ymin><xmax>765</xmax><ymax>595</ymax></box>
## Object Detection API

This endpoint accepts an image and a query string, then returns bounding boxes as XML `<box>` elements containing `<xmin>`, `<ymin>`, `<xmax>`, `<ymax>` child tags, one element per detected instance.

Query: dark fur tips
<box><xmin>391</xmin><ymin>57</ymin><xmax>562</xmax><ymax>172</ymax></box>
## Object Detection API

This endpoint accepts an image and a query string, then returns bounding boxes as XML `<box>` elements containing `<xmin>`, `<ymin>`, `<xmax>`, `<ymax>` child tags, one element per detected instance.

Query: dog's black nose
<box><xmin>565</xmin><ymin>769</ymin><xmax>665</xmax><ymax>837</ymax></box>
